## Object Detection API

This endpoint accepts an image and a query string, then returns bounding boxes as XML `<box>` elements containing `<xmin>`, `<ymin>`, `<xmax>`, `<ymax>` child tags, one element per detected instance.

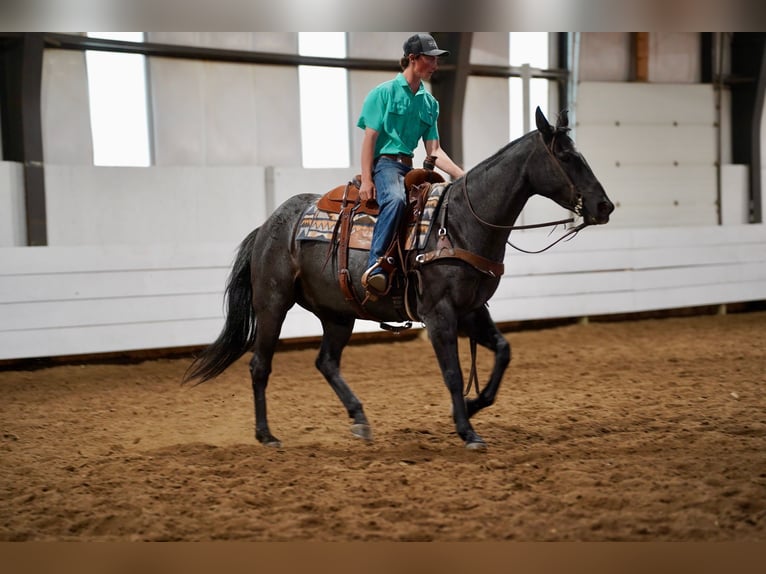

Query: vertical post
<box><xmin>566</xmin><ymin>33</ymin><xmax>580</xmax><ymax>139</ymax></box>
<box><xmin>633</xmin><ymin>32</ymin><xmax>650</xmax><ymax>82</ymax></box>
<box><xmin>22</xmin><ymin>34</ymin><xmax>47</xmax><ymax>245</ymax></box>
<box><xmin>731</xmin><ymin>33</ymin><xmax>766</xmax><ymax>224</ymax></box>
<box><xmin>521</xmin><ymin>63</ymin><xmax>531</xmax><ymax>134</ymax></box>
<box><xmin>430</xmin><ymin>32</ymin><xmax>472</xmax><ymax>167</ymax></box>
<box><xmin>714</xmin><ymin>33</ymin><xmax>725</xmax><ymax>225</ymax></box>
<box><xmin>0</xmin><ymin>33</ymin><xmax>47</xmax><ymax>245</ymax></box>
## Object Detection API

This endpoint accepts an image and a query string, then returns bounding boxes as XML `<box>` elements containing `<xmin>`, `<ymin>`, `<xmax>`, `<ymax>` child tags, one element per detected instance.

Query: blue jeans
<box><xmin>367</xmin><ymin>157</ymin><xmax>411</xmax><ymax>270</ymax></box>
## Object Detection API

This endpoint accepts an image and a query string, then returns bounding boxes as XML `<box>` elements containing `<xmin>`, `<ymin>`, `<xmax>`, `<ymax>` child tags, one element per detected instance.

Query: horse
<box><xmin>183</xmin><ymin>107</ymin><xmax>614</xmax><ymax>450</ymax></box>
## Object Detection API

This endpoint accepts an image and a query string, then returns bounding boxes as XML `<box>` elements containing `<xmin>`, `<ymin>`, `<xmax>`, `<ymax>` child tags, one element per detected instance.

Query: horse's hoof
<box><xmin>256</xmin><ymin>431</ymin><xmax>282</xmax><ymax>447</ymax></box>
<box><xmin>465</xmin><ymin>439</ymin><xmax>487</xmax><ymax>451</ymax></box>
<box><xmin>351</xmin><ymin>423</ymin><xmax>373</xmax><ymax>441</ymax></box>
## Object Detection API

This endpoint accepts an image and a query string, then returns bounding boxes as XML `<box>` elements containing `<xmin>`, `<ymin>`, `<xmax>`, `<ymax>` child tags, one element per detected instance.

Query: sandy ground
<box><xmin>1</xmin><ymin>311</ymin><xmax>765</xmax><ymax>541</ymax></box>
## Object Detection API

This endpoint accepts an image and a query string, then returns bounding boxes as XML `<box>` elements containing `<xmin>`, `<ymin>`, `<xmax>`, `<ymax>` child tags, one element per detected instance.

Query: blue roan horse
<box><xmin>184</xmin><ymin>107</ymin><xmax>614</xmax><ymax>450</ymax></box>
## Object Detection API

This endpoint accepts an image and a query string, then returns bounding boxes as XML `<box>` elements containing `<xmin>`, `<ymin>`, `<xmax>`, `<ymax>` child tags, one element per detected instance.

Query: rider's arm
<box><xmin>424</xmin><ymin>139</ymin><xmax>465</xmax><ymax>181</ymax></box>
<box><xmin>359</xmin><ymin>128</ymin><xmax>379</xmax><ymax>201</ymax></box>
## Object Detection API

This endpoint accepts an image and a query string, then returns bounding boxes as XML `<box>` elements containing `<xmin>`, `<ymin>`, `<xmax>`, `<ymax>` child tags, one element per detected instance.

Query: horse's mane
<box><xmin>466</xmin><ymin>123</ymin><xmax>575</xmax><ymax>177</ymax></box>
<box><xmin>467</xmin><ymin>132</ymin><xmax>532</xmax><ymax>175</ymax></box>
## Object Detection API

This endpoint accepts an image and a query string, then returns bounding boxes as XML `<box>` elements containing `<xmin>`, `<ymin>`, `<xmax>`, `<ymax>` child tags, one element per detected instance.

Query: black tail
<box><xmin>183</xmin><ymin>228</ymin><xmax>260</xmax><ymax>385</ymax></box>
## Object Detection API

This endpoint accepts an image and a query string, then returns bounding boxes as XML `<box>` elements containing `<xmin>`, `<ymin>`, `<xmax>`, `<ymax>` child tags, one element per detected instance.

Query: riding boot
<box><xmin>362</xmin><ymin>258</ymin><xmax>390</xmax><ymax>295</ymax></box>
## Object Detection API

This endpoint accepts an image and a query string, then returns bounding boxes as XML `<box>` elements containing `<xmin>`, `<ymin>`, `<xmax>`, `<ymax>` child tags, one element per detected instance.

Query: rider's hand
<box><xmin>359</xmin><ymin>180</ymin><xmax>376</xmax><ymax>202</ymax></box>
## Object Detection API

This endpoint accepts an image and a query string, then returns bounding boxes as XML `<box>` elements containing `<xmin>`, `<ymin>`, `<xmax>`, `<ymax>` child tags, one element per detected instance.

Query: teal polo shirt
<box><xmin>357</xmin><ymin>73</ymin><xmax>440</xmax><ymax>158</ymax></box>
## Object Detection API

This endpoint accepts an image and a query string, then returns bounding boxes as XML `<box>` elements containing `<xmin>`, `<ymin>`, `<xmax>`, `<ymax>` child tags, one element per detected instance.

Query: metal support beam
<box><xmin>557</xmin><ymin>33</ymin><xmax>570</xmax><ymax>114</ymax></box>
<box><xmin>40</xmin><ymin>32</ymin><xmax>401</xmax><ymax>73</ymax></box>
<box><xmin>730</xmin><ymin>32</ymin><xmax>766</xmax><ymax>223</ymax></box>
<box><xmin>429</xmin><ymin>32</ymin><xmax>472</xmax><ymax>168</ymax></box>
<box><xmin>0</xmin><ymin>33</ymin><xmax>47</xmax><ymax>245</ymax></box>
<box><xmin>700</xmin><ymin>32</ymin><xmax>714</xmax><ymax>83</ymax></box>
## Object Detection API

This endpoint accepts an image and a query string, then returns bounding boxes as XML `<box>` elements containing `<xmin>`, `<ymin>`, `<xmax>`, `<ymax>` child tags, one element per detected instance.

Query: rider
<box><xmin>357</xmin><ymin>33</ymin><xmax>465</xmax><ymax>295</ymax></box>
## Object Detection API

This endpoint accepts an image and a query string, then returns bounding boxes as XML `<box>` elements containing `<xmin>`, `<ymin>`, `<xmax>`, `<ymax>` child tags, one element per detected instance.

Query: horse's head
<box><xmin>533</xmin><ymin>107</ymin><xmax>614</xmax><ymax>226</ymax></box>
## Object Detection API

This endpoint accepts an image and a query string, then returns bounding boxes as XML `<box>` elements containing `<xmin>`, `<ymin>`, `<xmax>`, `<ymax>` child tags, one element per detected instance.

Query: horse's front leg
<box><xmin>424</xmin><ymin>313</ymin><xmax>487</xmax><ymax>450</ymax></box>
<box><xmin>459</xmin><ymin>306</ymin><xmax>512</xmax><ymax>419</ymax></box>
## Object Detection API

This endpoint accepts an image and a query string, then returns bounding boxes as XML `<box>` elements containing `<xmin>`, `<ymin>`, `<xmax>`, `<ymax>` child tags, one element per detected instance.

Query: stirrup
<box><xmin>362</xmin><ymin>260</ymin><xmax>391</xmax><ymax>296</ymax></box>
<box><xmin>366</xmin><ymin>273</ymin><xmax>388</xmax><ymax>294</ymax></box>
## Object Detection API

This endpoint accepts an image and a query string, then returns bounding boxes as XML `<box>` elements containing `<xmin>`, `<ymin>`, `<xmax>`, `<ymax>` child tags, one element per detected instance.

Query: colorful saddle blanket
<box><xmin>296</xmin><ymin>182</ymin><xmax>448</xmax><ymax>251</ymax></box>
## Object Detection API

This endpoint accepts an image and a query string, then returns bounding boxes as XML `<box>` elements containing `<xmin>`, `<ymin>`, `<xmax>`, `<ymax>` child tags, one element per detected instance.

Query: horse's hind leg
<box><xmin>316</xmin><ymin>317</ymin><xmax>372</xmax><ymax>441</ymax></box>
<box><xmin>460</xmin><ymin>306</ymin><xmax>511</xmax><ymax>419</ymax></box>
<box><xmin>250</xmin><ymin>307</ymin><xmax>290</xmax><ymax>447</ymax></box>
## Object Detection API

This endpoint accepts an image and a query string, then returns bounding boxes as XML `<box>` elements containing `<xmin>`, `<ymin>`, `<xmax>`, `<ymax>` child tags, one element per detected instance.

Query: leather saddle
<box><xmin>316</xmin><ymin>167</ymin><xmax>445</xmax><ymax>322</ymax></box>
<box><xmin>317</xmin><ymin>169</ymin><xmax>445</xmax><ymax>217</ymax></box>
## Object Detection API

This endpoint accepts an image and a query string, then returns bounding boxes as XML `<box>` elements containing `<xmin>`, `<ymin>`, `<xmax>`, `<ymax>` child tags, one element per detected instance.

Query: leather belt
<box><xmin>378</xmin><ymin>154</ymin><xmax>413</xmax><ymax>167</ymax></box>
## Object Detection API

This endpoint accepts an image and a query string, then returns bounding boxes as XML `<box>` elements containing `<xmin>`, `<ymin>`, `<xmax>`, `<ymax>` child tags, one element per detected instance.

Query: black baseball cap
<box><xmin>403</xmin><ymin>33</ymin><xmax>450</xmax><ymax>57</ymax></box>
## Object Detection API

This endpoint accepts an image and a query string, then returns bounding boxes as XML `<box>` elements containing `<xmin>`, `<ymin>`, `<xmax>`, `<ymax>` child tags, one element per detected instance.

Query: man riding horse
<box><xmin>358</xmin><ymin>33</ymin><xmax>465</xmax><ymax>296</ymax></box>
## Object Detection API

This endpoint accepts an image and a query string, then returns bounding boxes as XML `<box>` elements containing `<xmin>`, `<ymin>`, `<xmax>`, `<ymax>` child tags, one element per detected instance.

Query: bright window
<box><xmin>298</xmin><ymin>33</ymin><xmax>350</xmax><ymax>168</ymax></box>
<box><xmin>509</xmin><ymin>33</ymin><xmax>551</xmax><ymax>140</ymax></box>
<box><xmin>85</xmin><ymin>32</ymin><xmax>151</xmax><ymax>166</ymax></box>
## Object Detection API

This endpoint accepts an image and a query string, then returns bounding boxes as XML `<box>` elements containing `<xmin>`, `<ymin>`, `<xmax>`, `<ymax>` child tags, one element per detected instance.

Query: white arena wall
<box><xmin>1</xmin><ymin>33</ymin><xmax>766</xmax><ymax>361</ymax></box>
<box><xmin>2</xmin><ymin>222</ymin><xmax>765</xmax><ymax>361</ymax></box>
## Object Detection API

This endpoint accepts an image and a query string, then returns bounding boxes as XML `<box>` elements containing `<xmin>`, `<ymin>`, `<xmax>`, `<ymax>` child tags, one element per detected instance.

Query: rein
<box><xmin>459</xmin><ymin>175</ymin><xmax>574</xmax><ymax>231</ymax></box>
<box><xmin>505</xmin><ymin>221</ymin><xmax>587</xmax><ymax>254</ymax></box>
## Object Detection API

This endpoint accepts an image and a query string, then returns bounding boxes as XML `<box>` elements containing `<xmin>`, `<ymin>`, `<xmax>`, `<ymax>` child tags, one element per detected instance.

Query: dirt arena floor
<box><xmin>1</xmin><ymin>310</ymin><xmax>765</xmax><ymax>541</ymax></box>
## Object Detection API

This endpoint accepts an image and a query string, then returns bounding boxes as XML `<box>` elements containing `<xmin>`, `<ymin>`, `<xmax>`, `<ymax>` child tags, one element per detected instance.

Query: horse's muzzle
<box><xmin>599</xmin><ymin>199</ymin><xmax>615</xmax><ymax>223</ymax></box>
<box><xmin>587</xmin><ymin>199</ymin><xmax>614</xmax><ymax>225</ymax></box>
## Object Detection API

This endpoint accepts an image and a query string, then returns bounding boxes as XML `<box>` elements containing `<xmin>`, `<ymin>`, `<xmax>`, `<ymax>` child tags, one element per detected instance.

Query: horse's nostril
<box><xmin>598</xmin><ymin>201</ymin><xmax>614</xmax><ymax>216</ymax></box>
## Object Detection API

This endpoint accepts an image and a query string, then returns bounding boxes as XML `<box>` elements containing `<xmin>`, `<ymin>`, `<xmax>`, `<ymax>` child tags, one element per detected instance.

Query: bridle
<box><xmin>540</xmin><ymin>132</ymin><xmax>583</xmax><ymax>217</ymax></box>
<box><xmin>458</xmin><ymin>131</ymin><xmax>588</xmax><ymax>254</ymax></box>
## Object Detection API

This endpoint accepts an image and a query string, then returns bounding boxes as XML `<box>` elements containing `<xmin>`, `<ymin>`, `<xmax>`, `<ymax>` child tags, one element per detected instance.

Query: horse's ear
<box><xmin>557</xmin><ymin>109</ymin><xmax>569</xmax><ymax>129</ymax></box>
<box><xmin>535</xmin><ymin>106</ymin><xmax>553</xmax><ymax>136</ymax></box>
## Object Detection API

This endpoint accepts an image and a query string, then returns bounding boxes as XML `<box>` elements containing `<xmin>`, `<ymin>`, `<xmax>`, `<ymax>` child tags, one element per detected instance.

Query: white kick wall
<box><xmin>1</xmin><ymin>32</ymin><xmax>765</xmax><ymax>361</ymax></box>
